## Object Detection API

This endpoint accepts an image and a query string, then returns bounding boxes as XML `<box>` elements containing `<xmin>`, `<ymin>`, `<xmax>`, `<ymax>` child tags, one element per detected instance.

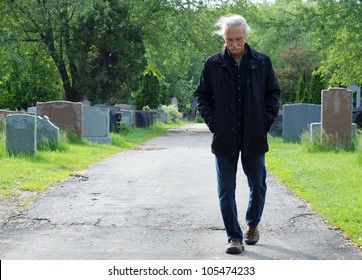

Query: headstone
<box><xmin>347</xmin><ymin>83</ymin><xmax>361</xmax><ymax>108</ymax></box>
<box><xmin>94</xmin><ymin>104</ymin><xmax>121</xmax><ymax>132</ymax></box>
<box><xmin>6</xmin><ymin>114</ymin><xmax>36</xmax><ymax>155</ymax></box>
<box><xmin>0</xmin><ymin>109</ymin><xmax>27</xmax><ymax>119</ymax></box>
<box><xmin>321</xmin><ymin>88</ymin><xmax>353</xmax><ymax>145</ymax></box>
<box><xmin>83</xmin><ymin>106</ymin><xmax>111</xmax><ymax>144</ymax></box>
<box><xmin>120</xmin><ymin>110</ymin><xmax>132</xmax><ymax>126</ymax></box>
<box><xmin>36</xmin><ymin>101</ymin><xmax>83</xmax><ymax>137</ymax></box>
<box><xmin>310</xmin><ymin>122</ymin><xmax>357</xmax><ymax>142</ymax></box>
<box><xmin>27</xmin><ymin>107</ymin><xmax>36</xmax><ymax>115</ymax></box>
<box><xmin>37</xmin><ymin>116</ymin><xmax>60</xmax><ymax>147</ymax></box>
<box><xmin>283</xmin><ymin>104</ymin><xmax>321</xmax><ymax>142</ymax></box>
<box><xmin>117</xmin><ymin>104</ymin><xmax>135</xmax><ymax>110</ymax></box>
<box><xmin>135</xmin><ymin>111</ymin><xmax>147</xmax><ymax>128</ymax></box>
<box><xmin>151</xmin><ymin>110</ymin><xmax>159</xmax><ymax>124</ymax></box>
<box><xmin>171</xmin><ymin>97</ymin><xmax>178</xmax><ymax>108</ymax></box>
<box><xmin>83</xmin><ymin>100</ymin><xmax>91</xmax><ymax>106</ymax></box>
<box><xmin>154</xmin><ymin>109</ymin><xmax>168</xmax><ymax>124</ymax></box>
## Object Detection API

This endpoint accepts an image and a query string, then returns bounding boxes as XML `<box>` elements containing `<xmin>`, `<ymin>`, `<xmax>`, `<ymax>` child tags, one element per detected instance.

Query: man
<box><xmin>195</xmin><ymin>15</ymin><xmax>280</xmax><ymax>254</ymax></box>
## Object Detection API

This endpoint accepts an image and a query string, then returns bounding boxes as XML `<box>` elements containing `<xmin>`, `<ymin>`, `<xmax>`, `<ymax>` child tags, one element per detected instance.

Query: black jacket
<box><xmin>195</xmin><ymin>44</ymin><xmax>280</xmax><ymax>156</ymax></box>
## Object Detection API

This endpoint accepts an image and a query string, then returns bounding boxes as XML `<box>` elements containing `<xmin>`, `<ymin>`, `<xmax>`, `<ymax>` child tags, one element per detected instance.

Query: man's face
<box><xmin>224</xmin><ymin>25</ymin><xmax>247</xmax><ymax>59</ymax></box>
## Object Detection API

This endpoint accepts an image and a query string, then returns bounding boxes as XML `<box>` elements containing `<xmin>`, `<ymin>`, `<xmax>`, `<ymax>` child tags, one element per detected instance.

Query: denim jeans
<box><xmin>215</xmin><ymin>152</ymin><xmax>267</xmax><ymax>242</ymax></box>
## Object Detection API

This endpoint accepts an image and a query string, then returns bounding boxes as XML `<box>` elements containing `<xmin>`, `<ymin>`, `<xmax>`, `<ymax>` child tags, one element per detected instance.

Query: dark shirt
<box><xmin>225</xmin><ymin>48</ymin><xmax>249</xmax><ymax>149</ymax></box>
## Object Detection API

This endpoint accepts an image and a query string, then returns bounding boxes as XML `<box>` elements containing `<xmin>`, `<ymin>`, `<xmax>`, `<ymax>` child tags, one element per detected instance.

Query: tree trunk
<box><xmin>43</xmin><ymin>31</ymin><xmax>81</xmax><ymax>102</ymax></box>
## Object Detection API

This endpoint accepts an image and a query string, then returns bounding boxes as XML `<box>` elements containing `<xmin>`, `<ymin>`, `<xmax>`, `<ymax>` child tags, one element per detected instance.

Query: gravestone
<box><xmin>117</xmin><ymin>104</ymin><xmax>135</xmax><ymax>110</ymax></box>
<box><xmin>135</xmin><ymin>111</ymin><xmax>148</xmax><ymax>128</ymax></box>
<box><xmin>37</xmin><ymin>116</ymin><xmax>60</xmax><ymax>147</ymax></box>
<box><xmin>155</xmin><ymin>109</ymin><xmax>168</xmax><ymax>124</ymax></box>
<box><xmin>0</xmin><ymin>110</ymin><xmax>27</xmax><ymax>119</ymax></box>
<box><xmin>94</xmin><ymin>104</ymin><xmax>121</xmax><ymax>132</ymax></box>
<box><xmin>27</xmin><ymin>107</ymin><xmax>37</xmax><ymax>115</ymax></box>
<box><xmin>37</xmin><ymin>101</ymin><xmax>83</xmax><ymax>137</ymax></box>
<box><xmin>120</xmin><ymin>110</ymin><xmax>132</xmax><ymax>126</ymax></box>
<box><xmin>321</xmin><ymin>88</ymin><xmax>353</xmax><ymax>145</ymax></box>
<box><xmin>151</xmin><ymin>110</ymin><xmax>159</xmax><ymax>124</ymax></box>
<box><xmin>310</xmin><ymin>122</ymin><xmax>357</xmax><ymax>142</ymax></box>
<box><xmin>171</xmin><ymin>97</ymin><xmax>178</xmax><ymax>108</ymax></box>
<box><xmin>83</xmin><ymin>106</ymin><xmax>111</xmax><ymax>144</ymax></box>
<box><xmin>347</xmin><ymin>83</ymin><xmax>361</xmax><ymax>108</ymax></box>
<box><xmin>6</xmin><ymin>114</ymin><xmax>36</xmax><ymax>154</ymax></box>
<box><xmin>283</xmin><ymin>104</ymin><xmax>321</xmax><ymax>142</ymax></box>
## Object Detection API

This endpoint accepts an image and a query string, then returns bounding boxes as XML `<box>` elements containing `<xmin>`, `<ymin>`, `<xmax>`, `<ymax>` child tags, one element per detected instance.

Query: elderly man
<box><xmin>195</xmin><ymin>14</ymin><xmax>280</xmax><ymax>254</ymax></box>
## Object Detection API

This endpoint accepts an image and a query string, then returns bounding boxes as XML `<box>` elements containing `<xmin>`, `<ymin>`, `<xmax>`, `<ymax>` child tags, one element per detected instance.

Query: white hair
<box><xmin>213</xmin><ymin>14</ymin><xmax>251</xmax><ymax>38</ymax></box>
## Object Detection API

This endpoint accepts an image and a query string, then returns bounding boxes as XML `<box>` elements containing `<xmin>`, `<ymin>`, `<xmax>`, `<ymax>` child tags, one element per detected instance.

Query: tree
<box><xmin>133</xmin><ymin>69</ymin><xmax>161</xmax><ymax>110</ymax></box>
<box><xmin>307</xmin><ymin>0</ymin><xmax>362</xmax><ymax>86</ymax></box>
<box><xmin>3</xmin><ymin>0</ymin><xmax>145</xmax><ymax>104</ymax></box>
<box><xmin>135</xmin><ymin>0</ymin><xmax>223</xmax><ymax>112</ymax></box>
<box><xmin>3</xmin><ymin>0</ymin><xmax>88</xmax><ymax>101</ymax></box>
<box><xmin>309</xmin><ymin>67</ymin><xmax>326</xmax><ymax>104</ymax></box>
<box><xmin>275</xmin><ymin>48</ymin><xmax>316</xmax><ymax>104</ymax></box>
<box><xmin>296</xmin><ymin>69</ymin><xmax>309</xmax><ymax>103</ymax></box>
<box><xmin>0</xmin><ymin>46</ymin><xmax>61</xmax><ymax>110</ymax></box>
<box><xmin>70</xmin><ymin>0</ymin><xmax>145</xmax><ymax>104</ymax></box>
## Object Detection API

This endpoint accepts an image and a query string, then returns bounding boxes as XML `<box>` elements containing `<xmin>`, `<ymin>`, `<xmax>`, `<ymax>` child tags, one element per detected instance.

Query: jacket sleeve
<box><xmin>264</xmin><ymin>56</ymin><xmax>281</xmax><ymax>131</ymax></box>
<box><xmin>195</xmin><ymin>60</ymin><xmax>216</xmax><ymax>133</ymax></box>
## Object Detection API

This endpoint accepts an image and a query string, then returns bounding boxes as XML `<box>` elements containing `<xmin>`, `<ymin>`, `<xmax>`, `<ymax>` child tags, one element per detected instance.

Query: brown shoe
<box><xmin>225</xmin><ymin>240</ymin><xmax>245</xmax><ymax>254</ymax></box>
<box><xmin>244</xmin><ymin>226</ymin><xmax>260</xmax><ymax>245</ymax></box>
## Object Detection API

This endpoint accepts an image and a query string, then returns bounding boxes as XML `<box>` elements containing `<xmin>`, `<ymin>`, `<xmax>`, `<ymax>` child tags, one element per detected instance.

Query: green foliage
<box><xmin>119</xmin><ymin>123</ymin><xmax>132</xmax><ymax>135</ymax></box>
<box><xmin>133</xmin><ymin>69</ymin><xmax>161</xmax><ymax>110</ymax></box>
<box><xmin>0</xmin><ymin>43</ymin><xmax>62</xmax><ymax>110</ymax></box>
<box><xmin>161</xmin><ymin>104</ymin><xmax>182</xmax><ymax>123</ymax></box>
<box><xmin>309</xmin><ymin>67</ymin><xmax>326</xmax><ymax>105</ymax></box>
<box><xmin>308</xmin><ymin>0</ymin><xmax>362</xmax><ymax>86</ymax></box>
<box><xmin>1</xmin><ymin>0</ymin><xmax>361</xmax><ymax>112</ymax></box>
<box><xmin>296</xmin><ymin>69</ymin><xmax>309</xmax><ymax>103</ymax></box>
<box><xmin>170</xmin><ymin>78</ymin><xmax>196</xmax><ymax>116</ymax></box>
<box><xmin>71</xmin><ymin>0</ymin><xmax>145</xmax><ymax>104</ymax></box>
<box><xmin>275</xmin><ymin>49</ymin><xmax>316</xmax><ymax>104</ymax></box>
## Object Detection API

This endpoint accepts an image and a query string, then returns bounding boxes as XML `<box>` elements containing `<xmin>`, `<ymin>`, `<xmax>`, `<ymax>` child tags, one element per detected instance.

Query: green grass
<box><xmin>266</xmin><ymin>134</ymin><xmax>362</xmax><ymax>247</ymax></box>
<box><xmin>0</xmin><ymin>121</ymin><xmax>184</xmax><ymax>199</ymax></box>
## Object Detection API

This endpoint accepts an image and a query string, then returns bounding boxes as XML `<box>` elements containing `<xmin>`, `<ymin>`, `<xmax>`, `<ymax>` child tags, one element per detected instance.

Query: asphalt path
<box><xmin>0</xmin><ymin>123</ymin><xmax>361</xmax><ymax>260</ymax></box>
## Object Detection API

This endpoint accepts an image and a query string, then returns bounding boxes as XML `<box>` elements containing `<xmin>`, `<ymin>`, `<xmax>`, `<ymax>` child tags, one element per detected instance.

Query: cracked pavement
<box><xmin>0</xmin><ymin>123</ymin><xmax>361</xmax><ymax>259</ymax></box>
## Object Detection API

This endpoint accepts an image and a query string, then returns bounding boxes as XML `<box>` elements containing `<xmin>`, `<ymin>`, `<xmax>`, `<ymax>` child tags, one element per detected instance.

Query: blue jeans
<box><xmin>215</xmin><ymin>152</ymin><xmax>267</xmax><ymax>242</ymax></box>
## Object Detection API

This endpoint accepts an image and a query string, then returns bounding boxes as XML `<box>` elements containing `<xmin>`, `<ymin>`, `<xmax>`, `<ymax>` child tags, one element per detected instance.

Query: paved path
<box><xmin>0</xmin><ymin>123</ymin><xmax>361</xmax><ymax>259</ymax></box>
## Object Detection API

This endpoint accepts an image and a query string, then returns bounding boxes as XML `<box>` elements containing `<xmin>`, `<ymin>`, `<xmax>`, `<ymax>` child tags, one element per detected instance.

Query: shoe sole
<box><xmin>226</xmin><ymin>246</ymin><xmax>245</xmax><ymax>254</ymax></box>
<box><xmin>244</xmin><ymin>238</ymin><xmax>259</xmax><ymax>245</ymax></box>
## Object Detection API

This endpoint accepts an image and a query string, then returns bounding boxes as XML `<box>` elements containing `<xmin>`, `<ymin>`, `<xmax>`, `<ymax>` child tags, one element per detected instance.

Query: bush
<box><xmin>161</xmin><ymin>105</ymin><xmax>182</xmax><ymax>123</ymax></box>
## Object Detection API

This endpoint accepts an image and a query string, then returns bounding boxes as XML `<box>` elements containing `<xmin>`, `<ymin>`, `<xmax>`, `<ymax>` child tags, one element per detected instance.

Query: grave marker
<box><xmin>37</xmin><ymin>101</ymin><xmax>83</xmax><ymax>137</ymax></box>
<box><xmin>321</xmin><ymin>88</ymin><xmax>353</xmax><ymax>145</ymax></box>
<box><xmin>37</xmin><ymin>116</ymin><xmax>60</xmax><ymax>147</ymax></box>
<box><xmin>6</xmin><ymin>114</ymin><xmax>36</xmax><ymax>154</ymax></box>
<box><xmin>83</xmin><ymin>106</ymin><xmax>111</xmax><ymax>143</ymax></box>
<box><xmin>283</xmin><ymin>104</ymin><xmax>321</xmax><ymax>142</ymax></box>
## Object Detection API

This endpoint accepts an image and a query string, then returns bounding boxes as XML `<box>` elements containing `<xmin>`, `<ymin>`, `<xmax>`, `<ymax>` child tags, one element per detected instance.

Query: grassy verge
<box><xmin>266</xmin><ymin>133</ymin><xmax>362</xmax><ymax>247</ymax></box>
<box><xmin>0</xmin><ymin>121</ymin><xmax>184</xmax><ymax>199</ymax></box>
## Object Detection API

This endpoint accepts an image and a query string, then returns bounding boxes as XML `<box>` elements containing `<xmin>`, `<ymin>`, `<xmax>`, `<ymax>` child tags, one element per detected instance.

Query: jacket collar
<box><xmin>213</xmin><ymin>43</ymin><xmax>260</xmax><ymax>65</ymax></box>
